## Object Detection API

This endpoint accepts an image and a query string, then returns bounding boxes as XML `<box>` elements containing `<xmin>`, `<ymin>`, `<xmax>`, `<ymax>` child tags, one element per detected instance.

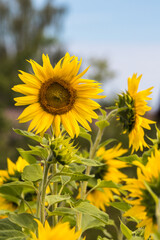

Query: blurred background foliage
<box><xmin>0</xmin><ymin>0</ymin><xmax>67</xmax><ymax>162</ymax></box>
<box><xmin>0</xmin><ymin>0</ymin><xmax>117</xmax><ymax>164</ymax></box>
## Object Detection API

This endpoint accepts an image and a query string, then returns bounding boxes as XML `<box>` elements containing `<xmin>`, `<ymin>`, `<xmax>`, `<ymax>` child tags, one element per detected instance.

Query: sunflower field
<box><xmin>0</xmin><ymin>53</ymin><xmax>159</xmax><ymax>240</ymax></box>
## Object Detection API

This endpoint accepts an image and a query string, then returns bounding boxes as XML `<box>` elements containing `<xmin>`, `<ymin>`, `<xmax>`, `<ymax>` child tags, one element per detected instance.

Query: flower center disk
<box><xmin>39</xmin><ymin>78</ymin><xmax>76</xmax><ymax>115</ymax></box>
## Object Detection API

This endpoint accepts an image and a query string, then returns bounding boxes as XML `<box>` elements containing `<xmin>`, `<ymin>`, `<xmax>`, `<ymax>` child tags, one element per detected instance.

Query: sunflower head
<box><xmin>124</xmin><ymin>149</ymin><xmax>160</xmax><ymax>239</ymax></box>
<box><xmin>12</xmin><ymin>53</ymin><xmax>105</xmax><ymax>138</ymax></box>
<box><xmin>116</xmin><ymin>92</ymin><xmax>135</xmax><ymax>133</ymax></box>
<box><xmin>0</xmin><ymin>157</ymin><xmax>28</xmax><ymax>184</ymax></box>
<box><xmin>115</xmin><ymin>73</ymin><xmax>155</xmax><ymax>153</ymax></box>
<box><xmin>86</xmin><ymin>144</ymin><xmax>128</xmax><ymax>210</ymax></box>
<box><xmin>0</xmin><ymin>157</ymin><xmax>36</xmax><ymax>216</ymax></box>
<box><xmin>31</xmin><ymin>220</ymin><xmax>80</xmax><ymax>240</ymax></box>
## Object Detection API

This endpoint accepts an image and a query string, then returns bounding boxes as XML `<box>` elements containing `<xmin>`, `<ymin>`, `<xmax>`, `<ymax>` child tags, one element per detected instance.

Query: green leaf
<box><xmin>69</xmin><ymin>163</ymin><xmax>86</xmax><ymax>173</ymax></box>
<box><xmin>0</xmin><ymin>218</ymin><xmax>27</xmax><ymax>240</ymax></box>
<box><xmin>98</xmin><ymin>139</ymin><xmax>117</xmax><ymax>149</ymax></box>
<box><xmin>28</xmin><ymin>145</ymin><xmax>49</xmax><ymax>159</ymax></box>
<box><xmin>13</xmin><ymin>128</ymin><xmax>48</xmax><ymax>144</ymax></box>
<box><xmin>0</xmin><ymin>210</ymin><xmax>13</xmax><ymax>217</ymax></box>
<box><xmin>0</xmin><ymin>230</ymin><xmax>27</xmax><ymax>240</ymax></box>
<box><xmin>81</xmin><ymin>214</ymin><xmax>105</xmax><ymax>232</ymax></box>
<box><xmin>79</xmin><ymin>127</ymin><xmax>92</xmax><ymax>143</ymax></box>
<box><xmin>95</xmin><ymin>119</ymin><xmax>110</xmax><ymax>130</ymax></box>
<box><xmin>97</xmin><ymin>180</ymin><xmax>119</xmax><ymax>189</ymax></box>
<box><xmin>46</xmin><ymin>194</ymin><xmax>70</xmax><ymax>206</ymax></box>
<box><xmin>74</xmin><ymin>201</ymin><xmax>109</xmax><ymax>225</ymax></box>
<box><xmin>117</xmin><ymin>155</ymin><xmax>140</xmax><ymax>163</ymax></box>
<box><xmin>56</xmin><ymin>172</ymin><xmax>94</xmax><ymax>181</ymax></box>
<box><xmin>120</xmin><ymin>220</ymin><xmax>132</xmax><ymax>240</ymax></box>
<box><xmin>0</xmin><ymin>181</ymin><xmax>35</xmax><ymax>199</ymax></box>
<box><xmin>109</xmin><ymin>201</ymin><xmax>131</xmax><ymax>212</ymax></box>
<box><xmin>17</xmin><ymin>148</ymin><xmax>37</xmax><ymax>164</ymax></box>
<box><xmin>77</xmin><ymin>157</ymin><xmax>105</xmax><ymax>166</ymax></box>
<box><xmin>22</xmin><ymin>164</ymin><xmax>43</xmax><ymax>182</ymax></box>
<box><xmin>47</xmin><ymin>207</ymin><xmax>76</xmax><ymax>217</ymax></box>
<box><xmin>8</xmin><ymin>213</ymin><xmax>37</xmax><ymax>232</ymax></box>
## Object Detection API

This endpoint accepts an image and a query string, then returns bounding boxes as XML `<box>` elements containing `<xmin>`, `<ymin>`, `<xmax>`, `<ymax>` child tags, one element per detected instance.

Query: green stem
<box><xmin>52</xmin><ymin>163</ymin><xmax>58</xmax><ymax>226</ymax></box>
<box><xmin>40</xmin><ymin>161</ymin><xmax>49</xmax><ymax>225</ymax></box>
<box><xmin>156</xmin><ymin>198</ymin><xmax>160</xmax><ymax>233</ymax></box>
<box><xmin>77</xmin><ymin>108</ymin><xmax>118</xmax><ymax>236</ymax></box>
<box><xmin>36</xmin><ymin>182</ymin><xmax>42</xmax><ymax>219</ymax></box>
<box><xmin>77</xmin><ymin>127</ymin><xmax>104</xmax><ymax>236</ymax></box>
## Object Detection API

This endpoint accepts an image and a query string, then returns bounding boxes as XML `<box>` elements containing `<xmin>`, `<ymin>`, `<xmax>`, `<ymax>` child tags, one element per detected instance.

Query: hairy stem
<box><xmin>77</xmin><ymin>108</ymin><xmax>118</xmax><ymax>236</ymax></box>
<box><xmin>51</xmin><ymin>163</ymin><xmax>58</xmax><ymax>226</ymax></box>
<box><xmin>40</xmin><ymin>161</ymin><xmax>49</xmax><ymax>225</ymax></box>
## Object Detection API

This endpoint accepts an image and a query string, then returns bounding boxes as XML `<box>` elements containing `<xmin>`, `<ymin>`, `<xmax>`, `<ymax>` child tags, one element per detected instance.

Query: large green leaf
<box><xmin>117</xmin><ymin>155</ymin><xmax>140</xmax><ymax>163</ymax></box>
<box><xmin>0</xmin><ymin>218</ymin><xmax>27</xmax><ymax>240</ymax></box>
<box><xmin>76</xmin><ymin>157</ymin><xmax>105</xmax><ymax>167</ymax></box>
<box><xmin>0</xmin><ymin>181</ymin><xmax>35</xmax><ymax>199</ymax></box>
<box><xmin>13</xmin><ymin>129</ymin><xmax>48</xmax><ymax>144</ymax></box>
<box><xmin>74</xmin><ymin>201</ymin><xmax>109</xmax><ymax>225</ymax></box>
<box><xmin>17</xmin><ymin>148</ymin><xmax>37</xmax><ymax>164</ymax></box>
<box><xmin>47</xmin><ymin>207</ymin><xmax>76</xmax><ymax>217</ymax></box>
<box><xmin>22</xmin><ymin>164</ymin><xmax>43</xmax><ymax>182</ymax></box>
<box><xmin>46</xmin><ymin>194</ymin><xmax>70</xmax><ymax>206</ymax></box>
<box><xmin>8</xmin><ymin>213</ymin><xmax>37</xmax><ymax>232</ymax></box>
<box><xmin>109</xmin><ymin>201</ymin><xmax>131</xmax><ymax>212</ymax></box>
<box><xmin>56</xmin><ymin>172</ymin><xmax>94</xmax><ymax>181</ymax></box>
<box><xmin>81</xmin><ymin>214</ymin><xmax>105</xmax><ymax>232</ymax></box>
<box><xmin>97</xmin><ymin>180</ymin><xmax>119</xmax><ymax>189</ymax></box>
<box><xmin>0</xmin><ymin>230</ymin><xmax>27</xmax><ymax>240</ymax></box>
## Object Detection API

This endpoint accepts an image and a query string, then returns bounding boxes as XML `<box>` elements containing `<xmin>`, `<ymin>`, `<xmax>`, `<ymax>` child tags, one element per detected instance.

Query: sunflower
<box><xmin>123</xmin><ymin>148</ymin><xmax>160</xmax><ymax>239</ymax></box>
<box><xmin>86</xmin><ymin>143</ymin><xmax>128</xmax><ymax>211</ymax></box>
<box><xmin>31</xmin><ymin>220</ymin><xmax>80</xmax><ymax>240</ymax></box>
<box><xmin>0</xmin><ymin>157</ymin><xmax>29</xmax><ymax>217</ymax></box>
<box><xmin>116</xmin><ymin>73</ymin><xmax>155</xmax><ymax>153</ymax></box>
<box><xmin>0</xmin><ymin>157</ymin><xmax>28</xmax><ymax>184</ymax></box>
<box><xmin>12</xmin><ymin>53</ymin><xmax>104</xmax><ymax>138</ymax></box>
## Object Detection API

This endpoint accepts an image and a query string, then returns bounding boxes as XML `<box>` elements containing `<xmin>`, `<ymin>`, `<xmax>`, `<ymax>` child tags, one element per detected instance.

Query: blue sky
<box><xmin>35</xmin><ymin>0</ymin><xmax>160</xmax><ymax>111</ymax></box>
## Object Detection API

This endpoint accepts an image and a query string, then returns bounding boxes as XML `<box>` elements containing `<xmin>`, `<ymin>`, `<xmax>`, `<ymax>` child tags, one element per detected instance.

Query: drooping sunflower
<box><xmin>12</xmin><ymin>53</ymin><xmax>104</xmax><ymax>138</ymax></box>
<box><xmin>116</xmin><ymin>73</ymin><xmax>155</xmax><ymax>153</ymax></box>
<box><xmin>31</xmin><ymin>220</ymin><xmax>80</xmax><ymax>240</ymax></box>
<box><xmin>86</xmin><ymin>143</ymin><xmax>128</xmax><ymax>211</ymax></box>
<box><xmin>123</xmin><ymin>148</ymin><xmax>160</xmax><ymax>240</ymax></box>
<box><xmin>0</xmin><ymin>157</ymin><xmax>29</xmax><ymax>217</ymax></box>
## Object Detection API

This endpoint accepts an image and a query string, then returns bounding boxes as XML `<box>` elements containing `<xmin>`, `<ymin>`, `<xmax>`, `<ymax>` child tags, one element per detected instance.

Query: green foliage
<box><xmin>0</xmin><ymin>218</ymin><xmax>28</xmax><ymax>240</ymax></box>
<box><xmin>120</xmin><ymin>220</ymin><xmax>132</xmax><ymax>240</ymax></box>
<box><xmin>74</xmin><ymin>201</ymin><xmax>109</xmax><ymax>225</ymax></box>
<box><xmin>22</xmin><ymin>164</ymin><xmax>43</xmax><ymax>182</ymax></box>
<box><xmin>8</xmin><ymin>213</ymin><xmax>37</xmax><ymax>232</ymax></box>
